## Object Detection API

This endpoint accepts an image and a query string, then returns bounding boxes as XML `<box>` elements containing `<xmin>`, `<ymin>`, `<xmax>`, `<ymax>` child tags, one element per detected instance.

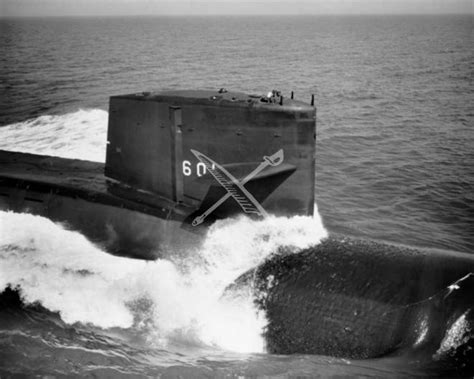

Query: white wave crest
<box><xmin>0</xmin><ymin>209</ymin><xmax>326</xmax><ymax>353</ymax></box>
<box><xmin>0</xmin><ymin>109</ymin><xmax>108</xmax><ymax>162</ymax></box>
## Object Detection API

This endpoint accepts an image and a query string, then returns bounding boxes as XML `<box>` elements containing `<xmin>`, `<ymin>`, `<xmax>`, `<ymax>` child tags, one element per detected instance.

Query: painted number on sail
<box><xmin>182</xmin><ymin>161</ymin><xmax>213</xmax><ymax>177</ymax></box>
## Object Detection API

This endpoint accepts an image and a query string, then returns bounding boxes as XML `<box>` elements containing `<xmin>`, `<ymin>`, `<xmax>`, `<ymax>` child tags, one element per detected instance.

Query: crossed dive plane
<box><xmin>190</xmin><ymin>149</ymin><xmax>284</xmax><ymax>226</ymax></box>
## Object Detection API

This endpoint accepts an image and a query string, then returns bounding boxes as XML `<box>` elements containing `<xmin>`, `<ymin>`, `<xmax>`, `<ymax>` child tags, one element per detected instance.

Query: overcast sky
<box><xmin>1</xmin><ymin>0</ymin><xmax>473</xmax><ymax>17</ymax></box>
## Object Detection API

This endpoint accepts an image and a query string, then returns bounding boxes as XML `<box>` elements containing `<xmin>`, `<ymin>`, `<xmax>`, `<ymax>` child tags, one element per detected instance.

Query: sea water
<box><xmin>0</xmin><ymin>15</ymin><xmax>472</xmax><ymax>377</ymax></box>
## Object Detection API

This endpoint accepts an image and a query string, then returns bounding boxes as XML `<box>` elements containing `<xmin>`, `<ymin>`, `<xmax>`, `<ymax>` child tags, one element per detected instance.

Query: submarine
<box><xmin>0</xmin><ymin>89</ymin><xmax>316</xmax><ymax>258</ymax></box>
<box><xmin>0</xmin><ymin>88</ymin><xmax>473</xmax><ymax>372</ymax></box>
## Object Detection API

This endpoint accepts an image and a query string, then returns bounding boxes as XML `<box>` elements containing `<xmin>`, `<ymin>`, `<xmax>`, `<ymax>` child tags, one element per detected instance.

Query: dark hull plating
<box><xmin>0</xmin><ymin>150</ymin><xmax>198</xmax><ymax>259</ymax></box>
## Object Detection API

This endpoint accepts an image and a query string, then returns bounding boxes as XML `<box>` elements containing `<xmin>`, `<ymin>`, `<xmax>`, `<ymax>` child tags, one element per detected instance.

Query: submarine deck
<box><xmin>0</xmin><ymin>149</ymin><xmax>180</xmax><ymax>219</ymax></box>
<box><xmin>0</xmin><ymin>150</ymin><xmax>106</xmax><ymax>193</ymax></box>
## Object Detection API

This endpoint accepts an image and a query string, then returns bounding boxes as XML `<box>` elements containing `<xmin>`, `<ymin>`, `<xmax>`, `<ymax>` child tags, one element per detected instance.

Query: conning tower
<box><xmin>105</xmin><ymin>89</ymin><xmax>316</xmax><ymax>225</ymax></box>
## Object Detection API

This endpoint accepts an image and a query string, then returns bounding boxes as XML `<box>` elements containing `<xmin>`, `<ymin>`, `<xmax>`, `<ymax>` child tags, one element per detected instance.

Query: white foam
<box><xmin>0</xmin><ymin>109</ymin><xmax>108</xmax><ymax>162</ymax></box>
<box><xmin>434</xmin><ymin>309</ymin><xmax>472</xmax><ymax>360</ymax></box>
<box><xmin>0</xmin><ymin>210</ymin><xmax>326</xmax><ymax>353</ymax></box>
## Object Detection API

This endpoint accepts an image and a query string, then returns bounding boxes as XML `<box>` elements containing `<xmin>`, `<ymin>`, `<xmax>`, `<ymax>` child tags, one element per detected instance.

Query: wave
<box><xmin>0</xmin><ymin>209</ymin><xmax>327</xmax><ymax>353</ymax></box>
<box><xmin>0</xmin><ymin>107</ymin><xmax>329</xmax><ymax>352</ymax></box>
<box><xmin>0</xmin><ymin>109</ymin><xmax>108</xmax><ymax>163</ymax></box>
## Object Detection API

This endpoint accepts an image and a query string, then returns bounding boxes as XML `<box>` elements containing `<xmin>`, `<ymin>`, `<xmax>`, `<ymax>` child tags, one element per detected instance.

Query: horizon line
<box><xmin>1</xmin><ymin>12</ymin><xmax>472</xmax><ymax>19</ymax></box>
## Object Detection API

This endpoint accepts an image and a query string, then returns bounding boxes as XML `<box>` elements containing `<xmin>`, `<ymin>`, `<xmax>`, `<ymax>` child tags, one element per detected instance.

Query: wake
<box><xmin>0</xmin><ymin>109</ymin><xmax>108</xmax><ymax>162</ymax></box>
<box><xmin>0</xmin><ymin>210</ymin><xmax>327</xmax><ymax>353</ymax></box>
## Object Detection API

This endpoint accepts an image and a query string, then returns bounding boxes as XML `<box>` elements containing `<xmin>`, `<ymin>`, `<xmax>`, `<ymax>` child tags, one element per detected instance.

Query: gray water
<box><xmin>0</xmin><ymin>15</ymin><xmax>473</xmax><ymax>377</ymax></box>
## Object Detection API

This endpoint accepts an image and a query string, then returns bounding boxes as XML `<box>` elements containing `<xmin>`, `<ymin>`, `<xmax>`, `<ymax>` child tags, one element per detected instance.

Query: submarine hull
<box><xmin>229</xmin><ymin>237</ymin><xmax>474</xmax><ymax>369</ymax></box>
<box><xmin>0</xmin><ymin>150</ymin><xmax>199</xmax><ymax>259</ymax></box>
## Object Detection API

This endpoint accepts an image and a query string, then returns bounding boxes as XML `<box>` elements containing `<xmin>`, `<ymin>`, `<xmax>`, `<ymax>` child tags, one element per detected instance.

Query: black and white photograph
<box><xmin>0</xmin><ymin>0</ymin><xmax>473</xmax><ymax>377</ymax></box>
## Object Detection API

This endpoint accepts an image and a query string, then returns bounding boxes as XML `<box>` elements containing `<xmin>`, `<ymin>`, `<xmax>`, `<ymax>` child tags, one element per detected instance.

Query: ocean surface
<box><xmin>0</xmin><ymin>15</ymin><xmax>473</xmax><ymax>377</ymax></box>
